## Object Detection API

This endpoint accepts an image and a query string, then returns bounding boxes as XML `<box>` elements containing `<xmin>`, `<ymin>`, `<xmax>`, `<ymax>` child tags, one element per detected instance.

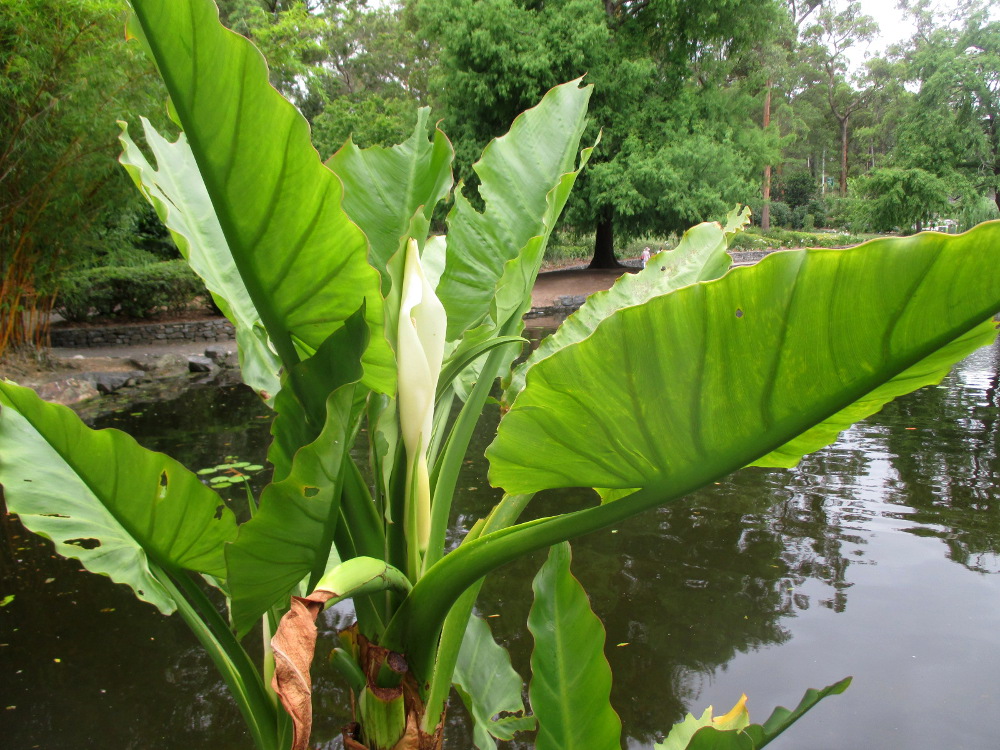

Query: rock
<box><xmin>88</xmin><ymin>370</ymin><xmax>147</xmax><ymax>395</ymax></box>
<box><xmin>187</xmin><ymin>355</ymin><xmax>216</xmax><ymax>373</ymax></box>
<box><xmin>33</xmin><ymin>378</ymin><xmax>100</xmax><ymax>406</ymax></box>
<box><xmin>204</xmin><ymin>344</ymin><xmax>239</xmax><ymax>368</ymax></box>
<box><xmin>136</xmin><ymin>353</ymin><xmax>191</xmax><ymax>376</ymax></box>
<box><xmin>555</xmin><ymin>294</ymin><xmax>587</xmax><ymax>308</ymax></box>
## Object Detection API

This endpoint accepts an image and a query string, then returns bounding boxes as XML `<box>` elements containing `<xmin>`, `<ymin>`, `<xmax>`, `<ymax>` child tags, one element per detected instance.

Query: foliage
<box><xmin>957</xmin><ymin>196</ymin><xmax>1000</xmax><ymax>233</ymax></box>
<box><xmin>4</xmin><ymin>4</ymin><xmax>1000</xmax><ymax>750</ymax></box>
<box><xmin>765</xmin><ymin>201</ymin><xmax>791</xmax><ymax>228</ymax></box>
<box><xmin>777</xmin><ymin>171</ymin><xmax>817</xmax><ymax>208</ymax></box>
<box><xmin>0</xmin><ymin>0</ymin><xmax>164</xmax><ymax>356</ymax></box>
<box><xmin>850</xmin><ymin>167</ymin><xmax>952</xmax><ymax>233</ymax></box>
<box><xmin>217</xmin><ymin>0</ymin><xmax>433</xmax><ymax>147</ymax></box>
<box><xmin>417</xmin><ymin>0</ymin><xmax>785</xmax><ymax>265</ymax></box>
<box><xmin>893</xmin><ymin>1</ymin><xmax>1000</xmax><ymax>212</ymax></box>
<box><xmin>729</xmin><ymin>227</ymin><xmax>869</xmax><ymax>251</ymax></box>
<box><xmin>54</xmin><ymin>261</ymin><xmax>206</xmax><ymax>322</ymax></box>
<box><xmin>544</xmin><ymin>231</ymin><xmax>595</xmax><ymax>265</ymax></box>
<box><xmin>312</xmin><ymin>94</ymin><xmax>419</xmax><ymax>154</ymax></box>
<box><xmin>657</xmin><ymin>677</ymin><xmax>851</xmax><ymax>750</ymax></box>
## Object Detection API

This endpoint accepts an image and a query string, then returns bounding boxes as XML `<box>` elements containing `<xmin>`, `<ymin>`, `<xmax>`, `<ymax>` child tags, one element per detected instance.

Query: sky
<box><xmin>855</xmin><ymin>0</ymin><xmax>919</xmax><ymax>54</ymax></box>
<box><xmin>845</xmin><ymin>0</ymin><xmax>998</xmax><ymax>69</ymax></box>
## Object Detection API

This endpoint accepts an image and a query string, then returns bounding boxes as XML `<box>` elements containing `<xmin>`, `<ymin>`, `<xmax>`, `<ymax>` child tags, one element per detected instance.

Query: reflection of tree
<box><xmin>12</xmin><ymin>344</ymin><xmax>998</xmax><ymax>746</ymax></box>
<box><xmin>447</xmin><ymin>393</ymin><xmax>871</xmax><ymax>745</ymax></box>
<box><xmin>878</xmin><ymin>342</ymin><xmax>1000</xmax><ymax>573</ymax></box>
<box><xmin>765</xmin><ymin>441</ymin><xmax>876</xmax><ymax>614</ymax></box>
<box><xmin>461</xmin><ymin>482</ymin><xmax>798</xmax><ymax>745</ymax></box>
<box><xmin>0</xmin><ymin>527</ymin><xmax>247</xmax><ymax>749</ymax></box>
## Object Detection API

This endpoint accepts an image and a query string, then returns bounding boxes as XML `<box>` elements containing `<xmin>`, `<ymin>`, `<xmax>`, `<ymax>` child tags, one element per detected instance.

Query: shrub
<box><xmin>55</xmin><ymin>260</ymin><xmax>205</xmax><ymax>322</ymax></box>
<box><xmin>728</xmin><ymin>231</ymin><xmax>769</xmax><ymax>251</ymax></box>
<box><xmin>958</xmin><ymin>196</ymin><xmax>1000</xmax><ymax>232</ymax></box>
<box><xmin>777</xmin><ymin>171</ymin><xmax>817</xmax><ymax>208</ymax></box>
<box><xmin>544</xmin><ymin>231</ymin><xmax>593</xmax><ymax>265</ymax></box>
<box><xmin>767</xmin><ymin>200</ymin><xmax>792</xmax><ymax>228</ymax></box>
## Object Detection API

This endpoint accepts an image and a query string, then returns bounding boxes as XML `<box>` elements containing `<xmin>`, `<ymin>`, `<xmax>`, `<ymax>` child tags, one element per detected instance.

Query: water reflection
<box><xmin>3</xmin><ymin>344</ymin><xmax>1000</xmax><ymax>749</ymax></box>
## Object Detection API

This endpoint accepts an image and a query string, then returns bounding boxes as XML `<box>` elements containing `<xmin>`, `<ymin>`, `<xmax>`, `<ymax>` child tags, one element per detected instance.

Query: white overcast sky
<box><xmin>855</xmin><ymin>0</ymin><xmax>919</xmax><ymax>53</ymax></box>
<box><xmin>845</xmin><ymin>0</ymin><xmax>997</xmax><ymax>68</ymax></box>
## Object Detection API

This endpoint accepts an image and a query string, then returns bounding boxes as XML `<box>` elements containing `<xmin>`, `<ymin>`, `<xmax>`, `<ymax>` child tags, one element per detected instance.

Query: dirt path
<box><xmin>531</xmin><ymin>265</ymin><xmax>636</xmax><ymax>308</ymax></box>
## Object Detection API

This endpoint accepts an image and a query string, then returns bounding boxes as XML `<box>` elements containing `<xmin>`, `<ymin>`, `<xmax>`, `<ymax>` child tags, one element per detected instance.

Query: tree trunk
<box><xmin>589</xmin><ymin>212</ymin><xmax>621</xmax><ymax>269</ymax></box>
<box><xmin>761</xmin><ymin>82</ymin><xmax>773</xmax><ymax>232</ymax></box>
<box><xmin>839</xmin><ymin>115</ymin><xmax>849</xmax><ymax>197</ymax></box>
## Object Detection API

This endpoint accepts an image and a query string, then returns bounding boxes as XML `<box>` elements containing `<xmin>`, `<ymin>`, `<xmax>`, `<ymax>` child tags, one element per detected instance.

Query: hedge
<box><xmin>56</xmin><ymin>261</ymin><xmax>206</xmax><ymax>322</ymax></box>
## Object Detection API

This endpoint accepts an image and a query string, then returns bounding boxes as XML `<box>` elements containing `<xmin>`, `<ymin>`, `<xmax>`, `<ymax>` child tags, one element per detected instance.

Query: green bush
<box><xmin>543</xmin><ymin>231</ymin><xmax>593</xmax><ymax>265</ymax></box>
<box><xmin>56</xmin><ymin>261</ymin><xmax>205</xmax><ymax>322</ymax></box>
<box><xmin>767</xmin><ymin>200</ymin><xmax>792</xmax><ymax>228</ymax></box>
<box><xmin>957</xmin><ymin>196</ymin><xmax>1000</xmax><ymax>232</ymax></box>
<box><xmin>778</xmin><ymin>171</ymin><xmax>817</xmax><ymax>209</ymax></box>
<box><xmin>728</xmin><ymin>231</ymin><xmax>769</xmax><ymax>251</ymax></box>
<box><xmin>731</xmin><ymin>228</ymin><xmax>868</xmax><ymax>253</ymax></box>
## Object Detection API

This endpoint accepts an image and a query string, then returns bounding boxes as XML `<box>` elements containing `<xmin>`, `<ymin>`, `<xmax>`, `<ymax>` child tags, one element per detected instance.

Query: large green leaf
<box><xmin>445</xmin><ymin>116</ymin><xmax>596</xmax><ymax>401</ymax></box>
<box><xmin>326</xmin><ymin>108</ymin><xmax>454</xmax><ymax>288</ymax></box>
<box><xmin>436</xmin><ymin>79</ymin><xmax>593</xmax><ymax>340</ymax></box>
<box><xmin>453</xmin><ymin>614</ymin><xmax>535</xmax><ymax>750</ymax></box>
<box><xmin>226</xmin><ymin>317</ymin><xmax>368</xmax><ymax>636</ymax></box>
<box><xmin>126</xmin><ymin>0</ymin><xmax>393</xmax><ymax>392</ymax></box>
<box><xmin>504</xmin><ymin>205</ymin><xmax>750</xmax><ymax>404</ymax></box>
<box><xmin>528</xmin><ymin>542</ymin><xmax>621</xmax><ymax>750</ymax></box>
<box><xmin>0</xmin><ymin>382</ymin><xmax>236</xmax><ymax>614</ymax></box>
<box><xmin>488</xmin><ymin>224</ymin><xmax>1000</xmax><ymax>494</ymax></box>
<box><xmin>266</xmin><ymin>310</ymin><xmax>369</xmax><ymax>483</ymax></box>
<box><xmin>118</xmin><ymin>119</ymin><xmax>281</xmax><ymax>400</ymax></box>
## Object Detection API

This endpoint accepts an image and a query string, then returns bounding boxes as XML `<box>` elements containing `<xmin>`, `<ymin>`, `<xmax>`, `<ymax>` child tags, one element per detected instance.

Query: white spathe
<box><xmin>396</xmin><ymin>238</ymin><xmax>447</xmax><ymax>554</ymax></box>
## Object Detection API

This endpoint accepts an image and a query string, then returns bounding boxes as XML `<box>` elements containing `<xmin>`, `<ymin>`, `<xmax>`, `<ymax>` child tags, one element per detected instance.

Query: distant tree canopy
<box><xmin>417</xmin><ymin>0</ymin><xmax>786</xmax><ymax>266</ymax></box>
<box><xmin>216</xmin><ymin>0</ymin><xmax>432</xmax><ymax>154</ymax></box>
<box><xmin>893</xmin><ymin>2</ymin><xmax>1000</xmax><ymax>212</ymax></box>
<box><xmin>5</xmin><ymin>0</ymin><xmax>1000</xmax><ymax>359</ymax></box>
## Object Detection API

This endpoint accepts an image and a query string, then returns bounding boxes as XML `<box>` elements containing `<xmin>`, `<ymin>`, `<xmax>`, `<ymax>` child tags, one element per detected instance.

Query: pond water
<box><xmin>3</xmin><ymin>340</ymin><xmax>1000</xmax><ymax>749</ymax></box>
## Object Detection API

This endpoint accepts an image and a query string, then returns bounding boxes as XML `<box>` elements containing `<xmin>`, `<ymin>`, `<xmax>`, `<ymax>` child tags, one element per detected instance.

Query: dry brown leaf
<box><xmin>270</xmin><ymin>590</ymin><xmax>335</xmax><ymax>750</ymax></box>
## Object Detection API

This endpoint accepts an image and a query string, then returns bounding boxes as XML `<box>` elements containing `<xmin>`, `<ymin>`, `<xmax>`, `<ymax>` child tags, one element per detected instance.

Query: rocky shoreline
<box><xmin>2</xmin><ymin>341</ymin><xmax>244</xmax><ymax>414</ymax></box>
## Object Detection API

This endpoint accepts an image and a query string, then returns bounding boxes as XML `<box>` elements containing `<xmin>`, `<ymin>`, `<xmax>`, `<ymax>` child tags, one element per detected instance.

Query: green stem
<box><xmin>333</xmin><ymin>510</ymin><xmax>386</xmax><ymax>640</ymax></box>
<box><xmin>341</xmin><ymin>456</ymin><xmax>386</xmax><ymax>560</ymax></box>
<box><xmin>360</xmin><ymin>686</ymin><xmax>406</xmax><ymax>750</ymax></box>
<box><xmin>419</xmin><ymin>494</ymin><xmax>533</xmax><ymax>718</ymax></box>
<box><xmin>152</xmin><ymin>567</ymin><xmax>279</xmax><ymax>750</ymax></box>
<box><xmin>385</xmin><ymin>438</ymin><xmax>408</xmax><ymax>586</ymax></box>
<box><xmin>262</xmin><ymin>613</ymin><xmax>277</xmax><ymax>709</ymax></box>
<box><xmin>330</xmin><ymin>647</ymin><xmax>366</xmax><ymax>693</ymax></box>
<box><xmin>424</xmin><ymin>339</ymin><xmax>520</xmax><ymax>574</ymax></box>
<box><xmin>421</xmin><ymin>581</ymin><xmax>482</xmax><ymax>732</ymax></box>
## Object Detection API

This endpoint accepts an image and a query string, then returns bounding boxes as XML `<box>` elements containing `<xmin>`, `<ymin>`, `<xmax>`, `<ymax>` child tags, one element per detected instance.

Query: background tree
<box><xmin>216</xmin><ymin>0</ymin><xmax>433</xmax><ymax>152</ymax></box>
<box><xmin>800</xmin><ymin>1</ymin><xmax>879</xmax><ymax>196</ymax></box>
<box><xmin>851</xmin><ymin>166</ymin><xmax>951</xmax><ymax>232</ymax></box>
<box><xmin>417</xmin><ymin>0</ymin><xmax>785</xmax><ymax>267</ymax></box>
<box><xmin>0</xmin><ymin>0</ymin><xmax>165</xmax><ymax>356</ymax></box>
<box><xmin>894</xmin><ymin>0</ymin><xmax>999</xmax><ymax>212</ymax></box>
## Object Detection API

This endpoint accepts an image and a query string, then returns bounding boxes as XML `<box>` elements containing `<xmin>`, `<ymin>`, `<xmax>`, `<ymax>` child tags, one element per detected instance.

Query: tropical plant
<box><xmin>3</xmin><ymin>1</ymin><xmax>1000</xmax><ymax>750</ymax></box>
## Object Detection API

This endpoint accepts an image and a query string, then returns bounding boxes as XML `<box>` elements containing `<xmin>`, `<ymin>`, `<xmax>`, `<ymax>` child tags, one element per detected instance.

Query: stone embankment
<box><xmin>48</xmin><ymin>318</ymin><xmax>235</xmax><ymax>348</ymax></box>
